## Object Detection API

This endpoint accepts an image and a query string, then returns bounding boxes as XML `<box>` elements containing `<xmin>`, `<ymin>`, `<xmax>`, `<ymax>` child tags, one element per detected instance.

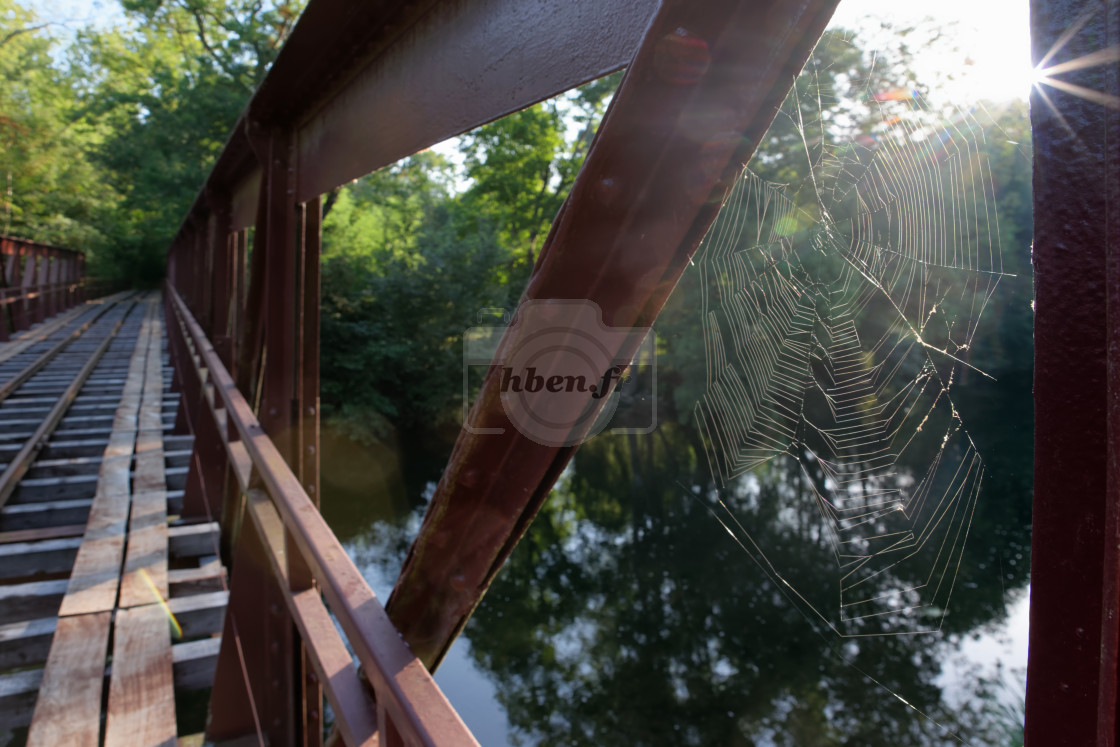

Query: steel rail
<box><xmin>0</xmin><ymin>298</ymin><xmax>139</xmax><ymax>510</ymax></box>
<box><xmin>166</xmin><ymin>284</ymin><xmax>477</xmax><ymax>745</ymax></box>
<box><xmin>0</xmin><ymin>292</ymin><xmax>131</xmax><ymax>367</ymax></box>
<box><xmin>0</xmin><ymin>295</ymin><xmax>131</xmax><ymax>403</ymax></box>
<box><xmin>241</xmin><ymin>488</ymin><xmax>379</xmax><ymax>747</ymax></box>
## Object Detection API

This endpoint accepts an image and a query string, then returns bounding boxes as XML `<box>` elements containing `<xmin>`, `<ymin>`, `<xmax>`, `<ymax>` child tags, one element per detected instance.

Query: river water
<box><xmin>323</xmin><ymin>334</ymin><xmax>1032</xmax><ymax>746</ymax></box>
<box><xmin>322</xmin><ymin>55</ymin><xmax>1034</xmax><ymax>744</ymax></box>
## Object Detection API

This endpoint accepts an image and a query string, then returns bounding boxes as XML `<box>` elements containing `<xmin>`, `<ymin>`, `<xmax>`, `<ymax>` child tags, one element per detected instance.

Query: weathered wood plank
<box><xmin>0</xmin><ymin>578</ymin><xmax>67</xmax><ymax>625</ymax></box>
<box><xmin>167</xmin><ymin>589</ymin><xmax>228</xmax><ymax>638</ymax></box>
<box><xmin>0</xmin><ymin>668</ymin><xmax>40</xmax><ymax>728</ymax></box>
<box><xmin>0</xmin><ymin>301</ymin><xmax>93</xmax><ymax>366</ymax></box>
<box><xmin>120</xmin><ymin>402</ymin><xmax>170</xmax><ymax>606</ymax></box>
<box><xmin>12</xmin><ymin>472</ymin><xmax>98</xmax><ymax>502</ymax></box>
<box><xmin>0</xmin><ymin>535</ymin><xmax>80</xmax><ymax>579</ymax></box>
<box><xmin>120</xmin><ymin>491</ymin><xmax>169</xmax><ymax>608</ymax></box>
<box><xmin>57</xmin><ymin>489</ymin><xmax>129</xmax><ymax>616</ymax></box>
<box><xmin>0</xmin><ymin>497</ymin><xmax>91</xmax><ymax>531</ymax></box>
<box><xmin>0</xmin><ymin>633</ymin><xmax>222</xmax><ymax>730</ymax></box>
<box><xmin>25</xmin><ymin>611</ymin><xmax>111</xmax><ymax>747</ymax></box>
<box><xmin>104</xmin><ymin>604</ymin><xmax>177</xmax><ymax>747</ymax></box>
<box><xmin>0</xmin><ymin>590</ymin><xmax>228</xmax><ymax>670</ymax></box>
<box><xmin>171</xmin><ymin>635</ymin><xmax>222</xmax><ymax>691</ymax></box>
<box><xmin>0</xmin><ymin>616</ymin><xmax>57</xmax><ymax>669</ymax></box>
<box><xmin>57</xmin><ymin>302</ymin><xmax>156</xmax><ymax>616</ymax></box>
<box><xmin>0</xmin><ymin>522</ymin><xmax>86</xmax><ymax>544</ymax></box>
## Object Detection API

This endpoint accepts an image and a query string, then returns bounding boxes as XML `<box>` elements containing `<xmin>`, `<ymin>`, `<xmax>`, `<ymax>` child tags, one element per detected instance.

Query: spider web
<box><xmin>692</xmin><ymin>55</ymin><xmax>1008</xmax><ymax>637</ymax></box>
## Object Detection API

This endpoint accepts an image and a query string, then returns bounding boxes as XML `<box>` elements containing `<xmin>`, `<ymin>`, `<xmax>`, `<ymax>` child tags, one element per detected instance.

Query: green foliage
<box><xmin>320</xmin><ymin>154</ymin><xmax>522</xmax><ymax>443</ymax></box>
<box><xmin>318</xmin><ymin>76</ymin><xmax>620</xmax><ymax>442</ymax></box>
<box><xmin>458</xmin><ymin>72</ymin><xmax>620</xmax><ymax>265</ymax></box>
<box><xmin>0</xmin><ymin>0</ymin><xmax>118</xmax><ymax>250</ymax></box>
<box><xmin>117</xmin><ymin>0</ymin><xmax>300</xmax><ymax>90</ymax></box>
<box><xmin>81</xmin><ymin>1</ymin><xmax>302</xmax><ymax>287</ymax></box>
<box><xmin>1</xmin><ymin>0</ymin><xmax>301</xmax><ymax>288</ymax></box>
<box><xmin>83</xmin><ymin>24</ymin><xmax>250</xmax><ymax>285</ymax></box>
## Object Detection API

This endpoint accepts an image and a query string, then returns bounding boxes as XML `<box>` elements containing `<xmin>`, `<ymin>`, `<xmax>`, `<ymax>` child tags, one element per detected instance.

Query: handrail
<box><xmin>0</xmin><ymin>235</ymin><xmax>89</xmax><ymax>340</ymax></box>
<box><xmin>165</xmin><ymin>283</ymin><xmax>478</xmax><ymax>746</ymax></box>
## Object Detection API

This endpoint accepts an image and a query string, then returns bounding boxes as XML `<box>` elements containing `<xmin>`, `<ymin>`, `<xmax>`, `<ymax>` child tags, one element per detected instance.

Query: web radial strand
<box><xmin>692</xmin><ymin>86</ymin><xmax>1006</xmax><ymax>636</ymax></box>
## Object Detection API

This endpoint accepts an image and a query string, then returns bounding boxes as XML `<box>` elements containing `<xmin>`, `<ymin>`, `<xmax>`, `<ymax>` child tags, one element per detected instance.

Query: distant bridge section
<box><xmin>0</xmin><ymin>236</ymin><xmax>89</xmax><ymax>342</ymax></box>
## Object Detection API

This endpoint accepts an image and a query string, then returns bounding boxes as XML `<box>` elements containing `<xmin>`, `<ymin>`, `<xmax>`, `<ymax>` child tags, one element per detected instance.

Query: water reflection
<box><xmin>326</xmin><ymin>364</ymin><xmax>1030</xmax><ymax>746</ymax></box>
<box><xmin>322</xmin><ymin>68</ymin><xmax>1033</xmax><ymax>747</ymax></box>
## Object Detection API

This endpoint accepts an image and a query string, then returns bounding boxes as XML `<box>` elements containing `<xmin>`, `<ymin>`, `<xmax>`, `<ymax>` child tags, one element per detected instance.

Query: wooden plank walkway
<box><xmin>0</xmin><ymin>293</ymin><xmax>228</xmax><ymax>744</ymax></box>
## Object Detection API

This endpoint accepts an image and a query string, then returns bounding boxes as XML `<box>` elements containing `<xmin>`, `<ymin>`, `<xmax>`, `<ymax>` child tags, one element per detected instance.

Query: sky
<box><xmin>832</xmin><ymin>0</ymin><xmax>1034</xmax><ymax>103</ymax></box>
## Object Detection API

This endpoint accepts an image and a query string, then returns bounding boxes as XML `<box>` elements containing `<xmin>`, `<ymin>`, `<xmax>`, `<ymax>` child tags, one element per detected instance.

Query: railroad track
<box><xmin>0</xmin><ymin>293</ymin><xmax>228</xmax><ymax>739</ymax></box>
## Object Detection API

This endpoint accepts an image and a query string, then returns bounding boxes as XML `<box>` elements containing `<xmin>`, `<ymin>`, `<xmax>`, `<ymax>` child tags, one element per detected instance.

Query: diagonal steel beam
<box><xmin>386</xmin><ymin>0</ymin><xmax>842</xmax><ymax>670</ymax></box>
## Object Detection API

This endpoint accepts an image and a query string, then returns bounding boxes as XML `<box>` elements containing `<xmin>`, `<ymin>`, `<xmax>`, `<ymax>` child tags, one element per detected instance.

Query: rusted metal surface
<box><xmin>384</xmin><ymin>0</ymin><xmax>842</xmax><ymax>669</ymax></box>
<box><xmin>152</xmin><ymin>0</ymin><xmax>1120</xmax><ymax>739</ymax></box>
<box><xmin>0</xmin><ymin>236</ymin><xmax>87</xmax><ymax>341</ymax></box>
<box><xmin>1026</xmin><ymin>0</ymin><xmax>1120</xmax><ymax>744</ymax></box>
<box><xmin>1107</xmin><ymin>10</ymin><xmax>1120</xmax><ymax>738</ymax></box>
<box><xmin>295</xmin><ymin>198</ymin><xmax>323</xmax><ymax>747</ymax></box>
<box><xmin>170</xmin><ymin>0</ymin><xmax>662</xmax><ymax>244</ymax></box>
<box><xmin>294</xmin><ymin>0</ymin><xmax>661</xmax><ymax>202</ymax></box>
<box><xmin>166</xmin><ymin>285</ymin><xmax>478</xmax><ymax>745</ymax></box>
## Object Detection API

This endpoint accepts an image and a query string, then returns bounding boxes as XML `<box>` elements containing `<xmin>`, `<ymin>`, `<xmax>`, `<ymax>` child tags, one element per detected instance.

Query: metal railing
<box><xmin>0</xmin><ymin>235</ymin><xmax>88</xmax><ymax>341</ymax></box>
<box><xmin>165</xmin><ymin>284</ymin><xmax>475</xmax><ymax>745</ymax></box>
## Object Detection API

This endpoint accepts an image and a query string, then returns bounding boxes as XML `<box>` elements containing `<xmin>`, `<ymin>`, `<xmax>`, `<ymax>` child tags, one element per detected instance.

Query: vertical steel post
<box><xmin>208</xmin><ymin>122</ymin><xmax>301</xmax><ymax>747</ymax></box>
<box><xmin>236</xmin><ymin>134</ymin><xmax>272</xmax><ymax>407</ymax></box>
<box><xmin>203</xmin><ymin>214</ymin><xmax>215</xmax><ymax>334</ymax></box>
<box><xmin>18</xmin><ymin>248</ymin><xmax>33</xmax><ymax>330</ymax></box>
<box><xmin>194</xmin><ymin>228</ymin><xmax>206</xmax><ymax>318</ymax></box>
<box><xmin>208</xmin><ymin>191</ymin><xmax>235</xmax><ymax>367</ymax></box>
<box><xmin>2</xmin><ymin>241</ymin><xmax>18</xmax><ymax>340</ymax></box>
<box><xmin>33</xmin><ymin>247</ymin><xmax>48</xmax><ymax>324</ymax></box>
<box><xmin>260</xmin><ymin>125</ymin><xmax>300</xmax><ymax>747</ymax></box>
<box><xmin>1026</xmin><ymin>0</ymin><xmax>1120</xmax><ymax>744</ymax></box>
<box><xmin>295</xmin><ymin>197</ymin><xmax>323</xmax><ymax>747</ymax></box>
<box><xmin>229</xmin><ymin>228</ymin><xmax>247</xmax><ymax>375</ymax></box>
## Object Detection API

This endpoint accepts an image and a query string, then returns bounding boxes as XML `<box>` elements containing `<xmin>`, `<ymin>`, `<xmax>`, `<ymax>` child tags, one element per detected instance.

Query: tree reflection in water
<box><xmin>324</xmin><ymin>95</ymin><xmax>1034</xmax><ymax>747</ymax></box>
<box><xmin>459</xmin><ymin>405</ymin><xmax>1029</xmax><ymax>745</ymax></box>
<box><xmin>326</xmin><ymin>253</ymin><xmax>1031</xmax><ymax>746</ymax></box>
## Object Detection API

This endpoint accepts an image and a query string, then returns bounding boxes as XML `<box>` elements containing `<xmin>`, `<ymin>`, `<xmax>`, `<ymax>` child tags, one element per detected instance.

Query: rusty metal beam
<box><xmin>169</xmin><ymin>0</ymin><xmax>661</xmax><ymax>244</ymax></box>
<box><xmin>1026</xmin><ymin>0</ymin><xmax>1120</xmax><ymax>743</ymax></box>
<box><xmin>384</xmin><ymin>0</ymin><xmax>840</xmax><ymax>669</ymax></box>
<box><xmin>293</xmin><ymin>0</ymin><xmax>660</xmax><ymax>201</ymax></box>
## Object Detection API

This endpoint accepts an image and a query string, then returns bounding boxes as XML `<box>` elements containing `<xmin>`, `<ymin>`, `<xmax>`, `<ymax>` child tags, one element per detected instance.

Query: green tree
<box><xmin>0</xmin><ymin>0</ymin><xmax>117</xmax><ymax>250</ymax></box>
<box><xmin>320</xmin><ymin>153</ymin><xmax>520</xmax><ymax>443</ymax></box>
<box><xmin>70</xmin><ymin>0</ymin><xmax>303</xmax><ymax>286</ymax></box>
<box><xmin>317</xmin><ymin>75</ymin><xmax>622</xmax><ymax>444</ymax></box>
<box><xmin>458</xmin><ymin>72</ymin><xmax>621</xmax><ymax>267</ymax></box>
<box><xmin>117</xmin><ymin>0</ymin><xmax>301</xmax><ymax>91</ymax></box>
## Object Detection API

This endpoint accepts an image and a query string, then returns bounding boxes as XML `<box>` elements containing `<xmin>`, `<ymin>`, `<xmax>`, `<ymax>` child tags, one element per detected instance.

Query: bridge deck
<box><xmin>0</xmin><ymin>293</ymin><xmax>227</xmax><ymax>743</ymax></box>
